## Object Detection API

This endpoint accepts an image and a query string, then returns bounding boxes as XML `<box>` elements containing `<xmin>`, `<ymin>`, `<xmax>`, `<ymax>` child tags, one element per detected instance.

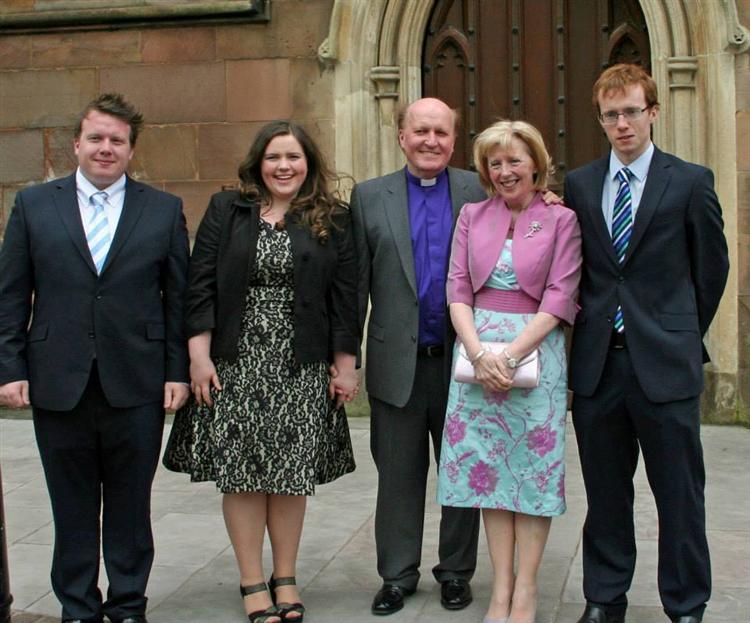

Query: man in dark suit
<box><xmin>0</xmin><ymin>93</ymin><xmax>190</xmax><ymax>623</ymax></box>
<box><xmin>563</xmin><ymin>64</ymin><xmax>729</xmax><ymax>623</ymax></box>
<box><xmin>350</xmin><ymin>98</ymin><xmax>484</xmax><ymax>616</ymax></box>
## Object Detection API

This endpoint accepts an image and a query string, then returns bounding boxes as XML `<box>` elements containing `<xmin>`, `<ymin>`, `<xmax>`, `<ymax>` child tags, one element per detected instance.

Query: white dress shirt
<box><xmin>601</xmin><ymin>141</ymin><xmax>654</xmax><ymax>233</ymax></box>
<box><xmin>76</xmin><ymin>168</ymin><xmax>126</xmax><ymax>242</ymax></box>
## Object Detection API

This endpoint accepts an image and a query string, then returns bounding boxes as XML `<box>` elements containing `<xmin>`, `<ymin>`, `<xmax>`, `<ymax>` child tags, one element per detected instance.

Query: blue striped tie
<box><xmin>612</xmin><ymin>168</ymin><xmax>633</xmax><ymax>333</ymax></box>
<box><xmin>87</xmin><ymin>191</ymin><xmax>111</xmax><ymax>274</ymax></box>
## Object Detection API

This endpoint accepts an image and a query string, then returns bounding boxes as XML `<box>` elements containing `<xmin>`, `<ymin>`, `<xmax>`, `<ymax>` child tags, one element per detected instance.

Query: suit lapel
<box><xmin>53</xmin><ymin>175</ymin><xmax>98</xmax><ymax>274</ymax></box>
<box><xmin>382</xmin><ymin>169</ymin><xmax>418</xmax><ymax>296</ymax></box>
<box><xmin>625</xmin><ymin>147</ymin><xmax>670</xmax><ymax>262</ymax></box>
<box><xmin>584</xmin><ymin>158</ymin><xmax>620</xmax><ymax>267</ymax></box>
<box><xmin>447</xmin><ymin>167</ymin><xmax>470</xmax><ymax>221</ymax></box>
<box><xmin>101</xmin><ymin>177</ymin><xmax>145</xmax><ymax>275</ymax></box>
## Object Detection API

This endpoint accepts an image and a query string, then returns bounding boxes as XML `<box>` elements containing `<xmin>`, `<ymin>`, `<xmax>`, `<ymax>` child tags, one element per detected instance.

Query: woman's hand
<box><xmin>473</xmin><ymin>351</ymin><xmax>514</xmax><ymax>393</ymax></box>
<box><xmin>329</xmin><ymin>367</ymin><xmax>360</xmax><ymax>408</ymax></box>
<box><xmin>190</xmin><ymin>356</ymin><xmax>222</xmax><ymax>407</ymax></box>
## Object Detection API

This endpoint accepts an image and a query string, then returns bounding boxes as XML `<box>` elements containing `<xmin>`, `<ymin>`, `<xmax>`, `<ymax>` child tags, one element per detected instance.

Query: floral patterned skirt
<box><xmin>436</xmin><ymin>307</ymin><xmax>567</xmax><ymax>516</ymax></box>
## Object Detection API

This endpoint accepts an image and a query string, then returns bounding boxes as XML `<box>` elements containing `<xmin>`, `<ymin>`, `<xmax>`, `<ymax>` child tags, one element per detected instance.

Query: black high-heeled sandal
<box><xmin>268</xmin><ymin>576</ymin><xmax>305</xmax><ymax>623</ymax></box>
<box><xmin>240</xmin><ymin>582</ymin><xmax>282</xmax><ymax>623</ymax></box>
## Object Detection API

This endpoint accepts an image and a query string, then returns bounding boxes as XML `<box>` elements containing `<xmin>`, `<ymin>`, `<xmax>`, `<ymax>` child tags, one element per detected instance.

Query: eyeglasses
<box><xmin>599</xmin><ymin>106</ymin><xmax>652</xmax><ymax>125</ymax></box>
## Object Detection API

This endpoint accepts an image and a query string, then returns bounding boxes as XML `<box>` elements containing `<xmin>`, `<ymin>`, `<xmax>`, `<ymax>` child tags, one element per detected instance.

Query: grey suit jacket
<box><xmin>350</xmin><ymin>166</ymin><xmax>486</xmax><ymax>408</ymax></box>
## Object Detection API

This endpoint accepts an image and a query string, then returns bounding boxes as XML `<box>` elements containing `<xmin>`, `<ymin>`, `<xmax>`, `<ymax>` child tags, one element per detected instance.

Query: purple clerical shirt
<box><xmin>405</xmin><ymin>168</ymin><xmax>453</xmax><ymax>347</ymax></box>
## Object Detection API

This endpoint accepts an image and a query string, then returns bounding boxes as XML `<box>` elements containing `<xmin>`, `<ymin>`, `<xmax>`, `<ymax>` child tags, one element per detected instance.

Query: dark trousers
<box><xmin>33</xmin><ymin>365</ymin><xmax>164</xmax><ymax>622</ymax></box>
<box><xmin>369</xmin><ymin>353</ymin><xmax>480</xmax><ymax>591</ymax></box>
<box><xmin>572</xmin><ymin>348</ymin><xmax>711</xmax><ymax>620</ymax></box>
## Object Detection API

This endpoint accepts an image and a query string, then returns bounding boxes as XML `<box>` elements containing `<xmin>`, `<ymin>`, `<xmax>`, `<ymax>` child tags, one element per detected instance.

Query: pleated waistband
<box><xmin>473</xmin><ymin>287</ymin><xmax>539</xmax><ymax>313</ymax></box>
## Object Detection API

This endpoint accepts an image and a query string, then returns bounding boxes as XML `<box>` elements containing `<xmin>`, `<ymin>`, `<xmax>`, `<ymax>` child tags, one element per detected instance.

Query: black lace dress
<box><xmin>164</xmin><ymin>220</ymin><xmax>355</xmax><ymax>494</ymax></box>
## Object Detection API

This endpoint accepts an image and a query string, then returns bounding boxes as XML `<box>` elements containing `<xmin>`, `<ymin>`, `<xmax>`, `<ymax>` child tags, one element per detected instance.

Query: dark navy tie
<box><xmin>612</xmin><ymin>168</ymin><xmax>633</xmax><ymax>333</ymax></box>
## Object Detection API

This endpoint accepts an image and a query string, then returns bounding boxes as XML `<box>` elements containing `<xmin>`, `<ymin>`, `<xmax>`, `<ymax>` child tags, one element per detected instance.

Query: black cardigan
<box><xmin>184</xmin><ymin>190</ymin><xmax>358</xmax><ymax>363</ymax></box>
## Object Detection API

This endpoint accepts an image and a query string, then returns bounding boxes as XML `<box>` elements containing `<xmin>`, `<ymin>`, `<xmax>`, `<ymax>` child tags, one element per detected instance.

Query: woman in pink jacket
<box><xmin>437</xmin><ymin>120</ymin><xmax>582</xmax><ymax>623</ymax></box>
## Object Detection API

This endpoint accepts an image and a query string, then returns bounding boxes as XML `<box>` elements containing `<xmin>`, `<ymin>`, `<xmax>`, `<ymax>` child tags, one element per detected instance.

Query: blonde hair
<box><xmin>473</xmin><ymin>120</ymin><xmax>553</xmax><ymax>195</ymax></box>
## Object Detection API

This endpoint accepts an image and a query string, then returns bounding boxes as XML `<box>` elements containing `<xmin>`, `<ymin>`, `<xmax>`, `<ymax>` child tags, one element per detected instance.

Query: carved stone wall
<box><xmin>0</xmin><ymin>0</ymin><xmax>746</xmax><ymax>420</ymax></box>
<box><xmin>323</xmin><ymin>0</ymin><xmax>749</xmax><ymax>421</ymax></box>
<box><xmin>735</xmin><ymin>0</ymin><xmax>750</xmax><ymax>419</ymax></box>
<box><xmin>0</xmin><ymin>0</ymin><xmax>332</xmax><ymax>235</ymax></box>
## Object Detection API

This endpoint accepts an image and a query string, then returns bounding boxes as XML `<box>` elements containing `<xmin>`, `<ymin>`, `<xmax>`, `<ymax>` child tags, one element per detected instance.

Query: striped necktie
<box><xmin>612</xmin><ymin>167</ymin><xmax>633</xmax><ymax>333</ymax></box>
<box><xmin>87</xmin><ymin>191</ymin><xmax>111</xmax><ymax>274</ymax></box>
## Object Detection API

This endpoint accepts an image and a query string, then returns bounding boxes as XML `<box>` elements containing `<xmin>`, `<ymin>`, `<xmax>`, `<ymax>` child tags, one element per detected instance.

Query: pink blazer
<box><xmin>446</xmin><ymin>193</ymin><xmax>582</xmax><ymax>325</ymax></box>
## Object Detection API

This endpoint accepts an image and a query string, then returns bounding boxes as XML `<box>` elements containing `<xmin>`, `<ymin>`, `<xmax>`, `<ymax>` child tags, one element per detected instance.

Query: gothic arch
<box><xmin>321</xmin><ymin>0</ymin><xmax>746</xmax><ymax>415</ymax></box>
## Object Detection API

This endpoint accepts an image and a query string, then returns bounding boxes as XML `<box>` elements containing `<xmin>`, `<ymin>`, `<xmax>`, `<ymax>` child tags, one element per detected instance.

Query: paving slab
<box><xmin>1</xmin><ymin>417</ymin><xmax>747</xmax><ymax>623</ymax></box>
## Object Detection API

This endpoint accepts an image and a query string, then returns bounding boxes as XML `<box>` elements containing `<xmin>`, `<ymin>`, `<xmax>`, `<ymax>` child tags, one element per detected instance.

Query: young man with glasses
<box><xmin>563</xmin><ymin>64</ymin><xmax>728</xmax><ymax>623</ymax></box>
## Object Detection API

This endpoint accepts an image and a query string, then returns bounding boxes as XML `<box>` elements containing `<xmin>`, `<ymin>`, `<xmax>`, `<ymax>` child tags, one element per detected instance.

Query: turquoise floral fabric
<box><xmin>437</xmin><ymin>240</ymin><xmax>567</xmax><ymax>516</ymax></box>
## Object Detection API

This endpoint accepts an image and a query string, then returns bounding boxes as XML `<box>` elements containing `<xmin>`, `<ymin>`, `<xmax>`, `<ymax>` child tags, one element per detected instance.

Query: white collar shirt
<box><xmin>76</xmin><ymin>168</ymin><xmax>126</xmax><ymax>241</ymax></box>
<box><xmin>601</xmin><ymin>141</ymin><xmax>654</xmax><ymax>233</ymax></box>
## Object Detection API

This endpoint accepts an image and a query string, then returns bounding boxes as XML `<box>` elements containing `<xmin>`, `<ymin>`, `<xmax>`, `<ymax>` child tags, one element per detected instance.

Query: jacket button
<box><xmin>88</xmin><ymin>331</ymin><xmax>95</xmax><ymax>339</ymax></box>
<box><xmin>411</xmin><ymin>335</ymin><xmax>417</xmax><ymax>342</ymax></box>
<box><xmin>95</xmin><ymin>295</ymin><xmax>102</xmax><ymax>300</ymax></box>
<box><xmin>618</xmin><ymin>276</ymin><xmax>625</xmax><ymax>282</ymax></box>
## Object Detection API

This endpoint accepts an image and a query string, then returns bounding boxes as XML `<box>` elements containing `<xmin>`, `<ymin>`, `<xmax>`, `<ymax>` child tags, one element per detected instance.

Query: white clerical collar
<box><xmin>405</xmin><ymin>167</ymin><xmax>446</xmax><ymax>187</ymax></box>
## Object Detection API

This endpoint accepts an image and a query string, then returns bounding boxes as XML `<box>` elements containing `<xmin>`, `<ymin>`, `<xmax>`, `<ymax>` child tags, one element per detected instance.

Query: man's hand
<box><xmin>542</xmin><ymin>189</ymin><xmax>562</xmax><ymax>205</ymax></box>
<box><xmin>164</xmin><ymin>382</ymin><xmax>190</xmax><ymax>412</ymax></box>
<box><xmin>0</xmin><ymin>380</ymin><xmax>30</xmax><ymax>409</ymax></box>
<box><xmin>328</xmin><ymin>362</ymin><xmax>361</xmax><ymax>407</ymax></box>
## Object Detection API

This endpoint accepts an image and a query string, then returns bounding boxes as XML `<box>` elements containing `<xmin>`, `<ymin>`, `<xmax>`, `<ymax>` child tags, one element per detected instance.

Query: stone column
<box><xmin>370</xmin><ymin>65</ymin><xmax>402</xmax><ymax>175</ymax></box>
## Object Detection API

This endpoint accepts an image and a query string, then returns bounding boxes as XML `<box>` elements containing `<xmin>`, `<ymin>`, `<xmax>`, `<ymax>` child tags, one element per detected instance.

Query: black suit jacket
<box><xmin>564</xmin><ymin>147</ymin><xmax>729</xmax><ymax>403</ymax></box>
<box><xmin>0</xmin><ymin>174</ymin><xmax>190</xmax><ymax>411</ymax></box>
<box><xmin>184</xmin><ymin>190</ymin><xmax>358</xmax><ymax>363</ymax></box>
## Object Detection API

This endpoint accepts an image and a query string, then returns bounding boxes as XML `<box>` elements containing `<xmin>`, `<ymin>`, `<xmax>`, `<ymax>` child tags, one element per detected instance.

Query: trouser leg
<box><xmin>572</xmin><ymin>350</ymin><xmax>638</xmax><ymax>617</ymax></box>
<box><xmin>100</xmin><ymin>399</ymin><xmax>164</xmax><ymax>620</ymax></box>
<box><xmin>629</xmin><ymin>386</ymin><xmax>710</xmax><ymax>620</ymax></box>
<box><xmin>370</xmin><ymin>387</ymin><xmax>430</xmax><ymax>591</ymax></box>
<box><xmin>33</xmin><ymin>375</ymin><xmax>104</xmax><ymax>621</ymax></box>
<box><xmin>426</xmin><ymin>355</ymin><xmax>479</xmax><ymax>582</ymax></box>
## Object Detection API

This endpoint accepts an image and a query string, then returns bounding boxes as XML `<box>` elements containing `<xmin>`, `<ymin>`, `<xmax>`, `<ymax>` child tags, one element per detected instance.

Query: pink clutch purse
<box><xmin>453</xmin><ymin>342</ymin><xmax>540</xmax><ymax>388</ymax></box>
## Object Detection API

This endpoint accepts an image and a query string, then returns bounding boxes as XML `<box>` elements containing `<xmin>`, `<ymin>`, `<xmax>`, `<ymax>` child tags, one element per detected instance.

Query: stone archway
<box><xmin>321</xmin><ymin>0</ymin><xmax>748</xmax><ymax>418</ymax></box>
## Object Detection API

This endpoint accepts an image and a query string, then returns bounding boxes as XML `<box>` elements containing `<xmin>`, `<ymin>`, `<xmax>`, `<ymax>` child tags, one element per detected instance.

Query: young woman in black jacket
<box><xmin>166</xmin><ymin>121</ymin><xmax>359</xmax><ymax>623</ymax></box>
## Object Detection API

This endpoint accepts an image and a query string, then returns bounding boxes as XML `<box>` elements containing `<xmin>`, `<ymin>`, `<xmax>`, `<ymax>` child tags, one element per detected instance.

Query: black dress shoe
<box><xmin>672</xmin><ymin>617</ymin><xmax>701</xmax><ymax>623</ymax></box>
<box><xmin>440</xmin><ymin>578</ymin><xmax>473</xmax><ymax>610</ymax></box>
<box><xmin>577</xmin><ymin>604</ymin><xmax>625</xmax><ymax>623</ymax></box>
<box><xmin>371</xmin><ymin>584</ymin><xmax>415</xmax><ymax>616</ymax></box>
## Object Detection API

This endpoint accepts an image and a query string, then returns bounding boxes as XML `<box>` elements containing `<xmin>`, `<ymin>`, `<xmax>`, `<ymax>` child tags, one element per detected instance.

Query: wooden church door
<box><xmin>422</xmin><ymin>0</ymin><xmax>651</xmax><ymax>188</ymax></box>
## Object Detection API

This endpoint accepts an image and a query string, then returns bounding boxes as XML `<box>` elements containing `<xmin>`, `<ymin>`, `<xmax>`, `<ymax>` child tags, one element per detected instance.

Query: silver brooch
<box><xmin>524</xmin><ymin>221</ymin><xmax>543</xmax><ymax>238</ymax></box>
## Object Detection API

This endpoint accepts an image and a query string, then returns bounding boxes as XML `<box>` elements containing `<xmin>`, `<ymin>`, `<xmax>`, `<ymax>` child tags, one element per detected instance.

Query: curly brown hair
<box><xmin>237</xmin><ymin>120</ymin><xmax>346</xmax><ymax>243</ymax></box>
